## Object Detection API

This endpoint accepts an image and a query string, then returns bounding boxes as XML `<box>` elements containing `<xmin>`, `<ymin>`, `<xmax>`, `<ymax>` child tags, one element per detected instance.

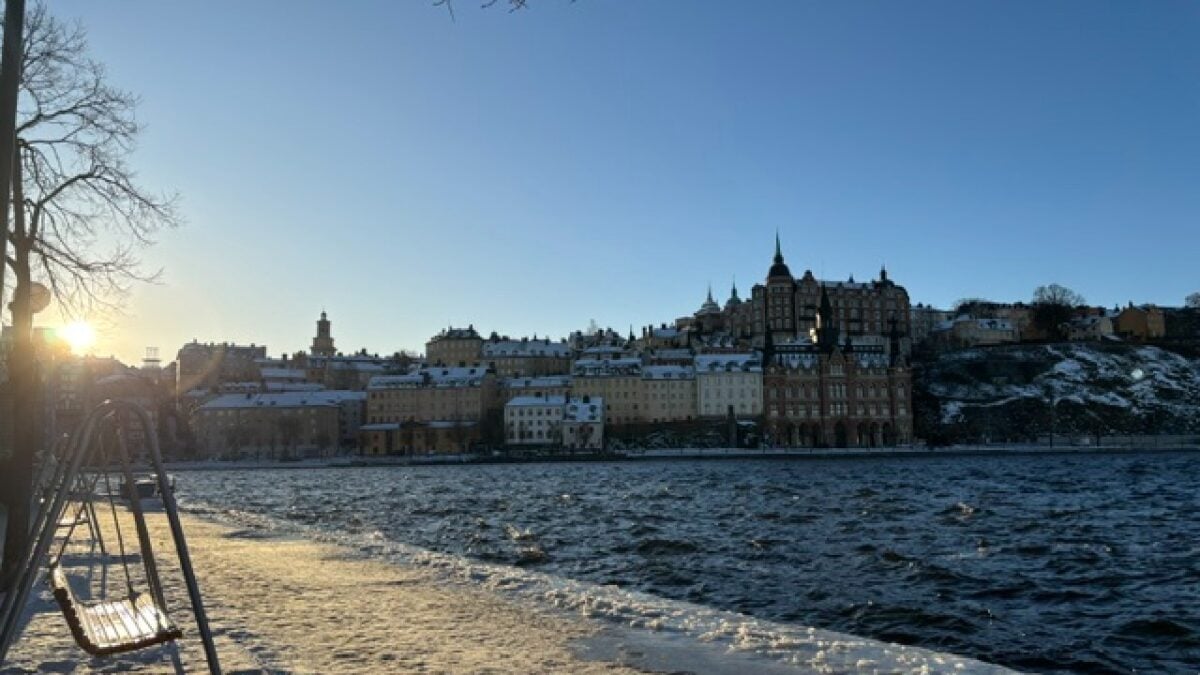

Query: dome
<box><xmin>697</xmin><ymin>286</ymin><xmax>721</xmax><ymax>315</ymax></box>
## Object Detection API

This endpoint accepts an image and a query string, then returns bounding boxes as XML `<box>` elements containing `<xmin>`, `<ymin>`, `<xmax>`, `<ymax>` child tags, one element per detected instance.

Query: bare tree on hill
<box><xmin>1031</xmin><ymin>283</ymin><xmax>1085</xmax><ymax>341</ymax></box>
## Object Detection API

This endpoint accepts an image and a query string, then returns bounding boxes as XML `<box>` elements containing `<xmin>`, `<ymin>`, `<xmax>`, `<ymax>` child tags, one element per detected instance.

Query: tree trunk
<box><xmin>0</xmin><ymin>0</ymin><xmax>26</xmax><ymax>593</ymax></box>
<box><xmin>1</xmin><ymin>157</ymin><xmax>36</xmax><ymax>589</ymax></box>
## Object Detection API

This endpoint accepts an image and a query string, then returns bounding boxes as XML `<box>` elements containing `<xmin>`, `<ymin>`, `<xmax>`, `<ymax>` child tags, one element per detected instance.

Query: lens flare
<box><xmin>60</xmin><ymin>321</ymin><xmax>96</xmax><ymax>354</ymax></box>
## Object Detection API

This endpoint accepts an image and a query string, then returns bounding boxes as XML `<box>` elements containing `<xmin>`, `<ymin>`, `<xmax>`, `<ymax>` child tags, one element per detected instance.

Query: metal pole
<box><xmin>129</xmin><ymin>402</ymin><xmax>221</xmax><ymax>674</ymax></box>
<box><xmin>0</xmin><ymin>0</ymin><xmax>24</xmax><ymax>309</ymax></box>
<box><xmin>0</xmin><ymin>0</ymin><xmax>26</xmax><ymax>593</ymax></box>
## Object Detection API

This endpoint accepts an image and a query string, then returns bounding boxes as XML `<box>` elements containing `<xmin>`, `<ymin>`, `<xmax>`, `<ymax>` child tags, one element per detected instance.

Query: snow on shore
<box><xmin>3</xmin><ymin>505</ymin><xmax>1015</xmax><ymax>673</ymax></box>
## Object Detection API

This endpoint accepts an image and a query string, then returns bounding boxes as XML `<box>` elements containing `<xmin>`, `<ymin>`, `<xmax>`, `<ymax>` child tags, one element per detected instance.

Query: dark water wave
<box><xmin>176</xmin><ymin>454</ymin><xmax>1200</xmax><ymax>674</ymax></box>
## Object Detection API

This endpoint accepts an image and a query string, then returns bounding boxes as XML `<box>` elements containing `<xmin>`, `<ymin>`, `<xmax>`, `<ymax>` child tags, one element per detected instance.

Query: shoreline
<box><xmin>161</xmin><ymin>442</ymin><xmax>1200</xmax><ymax>472</ymax></box>
<box><xmin>2</xmin><ymin>506</ymin><xmax>1015</xmax><ymax>673</ymax></box>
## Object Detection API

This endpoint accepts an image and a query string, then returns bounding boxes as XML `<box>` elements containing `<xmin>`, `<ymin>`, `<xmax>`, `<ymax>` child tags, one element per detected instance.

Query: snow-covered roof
<box><xmin>652</xmin><ymin>326</ymin><xmax>680</xmax><ymax>338</ymax></box>
<box><xmin>266</xmin><ymin>382</ymin><xmax>326</xmax><ymax>392</ymax></box>
<box><xmin>198</xmin><ymin>391</ymin><xmax>350</xmax><ymax>411</ymax></box>
<box><xmin>259</xmin><ymin>367</ymin><xmax>306</xmax><ymax>380</ymax></box>
<box><xmin>642</xmin><ymin>365</ymin><xmax>695</xmax><ymax>380</ymax></box>
<box><xmin>970</xmin><ymin>318</ymin><xmax>1014</xmax><ymax>331</ymax></box>
<box><xmin>646</xmin><ymin>348</ymin><xmax>693</xmax><ymax>361</ymax></box>
<box><xmin>580</xmin><ymin>345</ymin><xmax>627</xmax><ymax>356</ymax></box>
<box><xmin>506</xmin><ymin>395</ymin><xmax>567</xmax><ymax>408</ymax></box>
<box><xmin>427</xmin><ymin>420</ymin><xmax>477</xmax><ymax>429</ymax></box>
<box><xmin>695</xmin><ymin>354</ymin><xmax>761</xmax><ymax>373</ymax></box>
<box><xmin>774</xmin><ymin>352</ymin><xmax>820</xmax><ymax>370</ymax></box>
<box><xmin>368</xmin><ymin>366</ymin><xmax>490</xmax><ymax>389</ymax></box>
<box><xmin>482</xmin><ymin>340</ymin><xmax>570</xmax><ymax>358</ymax></box>
<box><xmin>572</xmin><ymin>358</ymin><xmax>642</xmax><ymax>377</ymax></box>
<box><xmin>360</xmin><ymin>422</ymin><xmax>400</xmax><ymax>431</ymax></box>
<box><xmin>564</xmin><ymin>397</ymin><xmax>603</xmax><ymax>423</ymax></box>
<box><xmin>504</xmin><ymin>376</ymin><xmax>572</xmax><ymax>389</ymax></box>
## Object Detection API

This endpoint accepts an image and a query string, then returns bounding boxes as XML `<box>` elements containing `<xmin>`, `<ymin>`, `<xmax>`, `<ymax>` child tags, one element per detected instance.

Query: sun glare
<box><xmin>60</xmin><ymin>321</ymin><xmax>96</xmax><ymax>354</ymax></box>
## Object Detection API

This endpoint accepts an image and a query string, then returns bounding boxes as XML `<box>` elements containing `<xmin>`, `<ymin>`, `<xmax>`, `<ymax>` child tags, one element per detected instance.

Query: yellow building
<box><xmin>363</xmin><ymin>365</ymin><xmax>497</xmax><ymax>454</ymax></box>
<box><xmin>366</xmin><ymin>365</ymin><xmax>497</xmax><ymax>424</ymax></box>
<box><xmin>482</xmin><ymin>337</ymin><xmax>571</xmax><ymax>377</ymax></box>
<box><xmin>571</xmin><ymin>358</ymin><xmax>642</xmax><ymax>426</ymax></box>
<box><xmin>426</xmin><ymin>326</ymin><xmax>484</xmax><ymax>366</ymax></box>
<box><xmin>640</xmin><ymin>365</ymin><xmax>697</xmax><ymax>423</ymax></box>
<box><xmin>360</xmin><ymin>420</ymin><xmax>479</xmax><ymax>456</ymax></box>
<box><xmin>502</xmin><ymin>375</ymin><xmax>572</xmax><ymax>402</ymax></box>
<box><xmin>1116</xmin><ymin>304</ymin><xmax>1165</xmax><ymax>342</ymax></box>
<box><xmin>192</xmin><ymin>392</ymin><xmax>344</xmax><ymax>459</ymax></box>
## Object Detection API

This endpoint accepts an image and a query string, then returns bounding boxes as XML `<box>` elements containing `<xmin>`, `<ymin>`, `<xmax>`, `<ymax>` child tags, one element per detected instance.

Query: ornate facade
<box><xmin>763</xmin><ymin>285</ymin><xmax>912</xmax><ymax>447</ymax></box>
<box><xmin>751</xmin><ymin>234</ymin><xmax>911</xmax><ymax>355</ymax></box>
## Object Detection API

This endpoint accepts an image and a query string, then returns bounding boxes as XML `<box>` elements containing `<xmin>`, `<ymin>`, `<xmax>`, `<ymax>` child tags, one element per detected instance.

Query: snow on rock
<box><xmin>920</xmin><ymin>343</ymin><xmax>1200</xmax><ymax>434</ymax></box>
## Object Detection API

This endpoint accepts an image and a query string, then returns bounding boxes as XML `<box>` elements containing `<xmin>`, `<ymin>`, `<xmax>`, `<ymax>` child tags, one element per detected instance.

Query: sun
<box><xmin>60</xmin><ymin>321</ymin><xmax>96</xmax><ymax>354</ymax></box>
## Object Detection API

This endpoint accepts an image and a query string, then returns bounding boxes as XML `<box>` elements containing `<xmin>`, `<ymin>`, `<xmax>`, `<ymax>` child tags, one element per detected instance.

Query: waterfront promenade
<box><xmin>2</xmin><ymin>508</ymin><xmax>1012</xmax><ymax>674</ymax></box>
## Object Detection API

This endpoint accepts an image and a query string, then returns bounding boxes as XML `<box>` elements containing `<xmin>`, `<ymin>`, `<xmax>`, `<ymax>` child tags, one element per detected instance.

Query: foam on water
<box><xmin>174</xmin><ymin>455</ymin><xmax>1200</xmax><ymax>672</ymax></box>
<box><xmin>185</xmin><ymin>500</ymin><xmax>1012</xmax><ymax>673</ymax></box>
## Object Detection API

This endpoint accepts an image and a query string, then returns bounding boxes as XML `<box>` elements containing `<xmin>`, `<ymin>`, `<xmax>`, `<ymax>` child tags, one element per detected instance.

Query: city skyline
<box><xmin>33</xmin><ymin>1</ymin><xmax>1200</xmax><ymax>363</ymax></box>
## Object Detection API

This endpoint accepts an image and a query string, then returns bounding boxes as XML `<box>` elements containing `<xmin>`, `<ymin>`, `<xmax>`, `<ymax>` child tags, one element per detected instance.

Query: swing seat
<box><xmin>47</xmin><ymin>563</ymin><xmax>182</xmax><ymax>656</ymax></box>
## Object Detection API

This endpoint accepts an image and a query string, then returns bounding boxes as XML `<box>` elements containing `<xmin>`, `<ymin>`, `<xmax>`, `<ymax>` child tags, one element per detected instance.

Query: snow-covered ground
<box><xmin>2</xmin><ymin>507</ymin><xmax>1015</xmax><ymax>674</ymax></box>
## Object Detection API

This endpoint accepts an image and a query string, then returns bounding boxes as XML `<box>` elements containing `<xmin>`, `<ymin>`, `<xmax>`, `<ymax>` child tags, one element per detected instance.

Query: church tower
<box><xmin>764</xmin><ymin>232</ymin><xmax>797</xmax><ymax>343</ymax></box>
<box><xmin>312</xmin><ymin>310</ymin><xmax>336</xmax><ymax>357</ymax></box>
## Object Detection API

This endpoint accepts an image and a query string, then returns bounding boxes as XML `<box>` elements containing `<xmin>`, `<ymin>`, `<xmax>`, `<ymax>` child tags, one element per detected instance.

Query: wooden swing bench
<box><xmin>0</xmin><ymin>401</ymin><xmax>220</xmax><ymax>673</ymax></box>
<box><xmin>48</xmin><ymin>562</ymin><xmax>182</xmax><ymax>657</ymax></box>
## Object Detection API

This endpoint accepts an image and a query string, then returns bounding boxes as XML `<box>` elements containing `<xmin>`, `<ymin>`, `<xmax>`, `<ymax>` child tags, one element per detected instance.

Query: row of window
<box><xmin>508</xmin><ymin>408</ymin><xmax>561</xmax><ymax>417</ymax></box>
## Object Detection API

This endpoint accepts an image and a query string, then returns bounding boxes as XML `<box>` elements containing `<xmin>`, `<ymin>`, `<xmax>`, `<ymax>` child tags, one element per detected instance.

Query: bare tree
<box><xmin>1033</xmin><ymin>284</ymin><xmax>1085</xmax><ymax>308</ymax></box>
<box><xmin>433</xmin><ymin>0</ymin><xmax>530</xmax><ymax>21</ymax></box>
<box><xmin>4</xmin><ymin>2</ymin><xmax>176</xmax><ymax>589</ymax></box>
<box><xmin>7</xmin><ymin>3</ymin><xmax>178</xmax><ymax>316</ymax></box>
<box><xmin>952</xmin><ymin>298</ymin><xmax>997</xmax><ymax>317</ymax></box>
<box><xmin>1186</xmin><ymin>292</ymin><xmax>1200</xmax><ymax>309</ymax></box>
<box><xmin>1031</xmin><ymin>283</ymin><xmax>1085</xmax><ymax>341</ymax></box>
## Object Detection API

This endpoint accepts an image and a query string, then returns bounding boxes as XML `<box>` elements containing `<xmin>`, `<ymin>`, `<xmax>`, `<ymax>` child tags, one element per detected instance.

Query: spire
<box><xmin>767</xmin><ymin>231</ymin><xmax>792</xmax><ymax>279</ymax></box>
<box><xmin>817</xmin><ymin>284</ymin><xmax>838</xmax><ymax>353</ymax></box>
<box><xmin>730</xmin><ymin>277</ymin><xmax>739</xmax><ymax>301</ymax></box>
<box><xmin>707</xmin><ymin>283</ymin><xmax>714</xmax><ymax>303</ymax></box>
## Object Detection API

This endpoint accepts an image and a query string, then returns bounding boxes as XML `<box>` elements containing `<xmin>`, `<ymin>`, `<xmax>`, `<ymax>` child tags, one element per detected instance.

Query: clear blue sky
<box><xmin>46</xmin><ymin>1</ymin><xmax>1200</xmax><ymax>363</ymax></box>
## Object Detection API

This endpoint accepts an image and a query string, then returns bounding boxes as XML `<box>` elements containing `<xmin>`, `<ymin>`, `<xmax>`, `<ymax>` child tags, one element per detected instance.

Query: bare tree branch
<box><xmin>3</xmin><ymin>2</ymin><xmax>179</xmax><ymax>316</ymax></box>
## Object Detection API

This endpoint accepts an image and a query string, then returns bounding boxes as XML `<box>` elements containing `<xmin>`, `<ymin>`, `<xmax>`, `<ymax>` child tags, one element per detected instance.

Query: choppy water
<box><xmin>176</xmin><ymin>453</ymin><xmax>1200</xmax><ymax>673</ymax></box>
